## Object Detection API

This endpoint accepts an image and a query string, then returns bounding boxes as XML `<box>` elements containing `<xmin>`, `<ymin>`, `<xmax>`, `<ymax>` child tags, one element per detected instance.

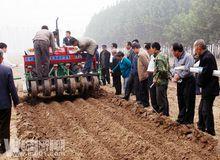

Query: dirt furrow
<box><xmin>21</xmin><ymin>101</ymin><xmax>116</xmax><ymax>160</ymax></box>
<box><xmin>89</xmin><ymin>97</ymin><xmax>220</xmax><ymax>160</ymax></box>
<box><xmin>40</xmin><ymin>102</ymin><xmax>87</xmax><ymax>160</ymax></box>
<box><xmin>102</xmin><ymin>94</ymin><xmax>219</xmax><ymax>159</ymax></box>
<box><xmin>58</xmin><ymin>101</ymin><xmax>115</xmax><ymax>160</ymax></box>
<box><xmin>16</xmin><ymin>88</ymin><xmax>220</xmax><ymax>160</ymax></box>
<box><xmin>64</xmin><ymin>99</ymin><xmax>173</xmax><ymax>160</ymax></box>
<box><xmin>18</xmin><ymin>103</ymin><xmax>86</xmax><ymax>160</ymax></box>
<box><xmin>86</xmin><ymin>98</ymin><xmax>204</xmax><ymax>160</ymax></box>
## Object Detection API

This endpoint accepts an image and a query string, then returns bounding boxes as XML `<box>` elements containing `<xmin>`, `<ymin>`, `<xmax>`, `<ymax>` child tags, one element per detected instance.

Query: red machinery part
<box><xmin>23</xmin><ymin>47</ymin><xmax>97</xmax><ymax>70</ymax></box>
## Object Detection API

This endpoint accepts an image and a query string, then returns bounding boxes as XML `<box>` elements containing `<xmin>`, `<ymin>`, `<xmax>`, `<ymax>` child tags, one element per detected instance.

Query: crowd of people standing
<box><xmin>99</xmin><ymin>39</ymin><xmax>219</xmax><ymax>136</ymax></box>
<box><xmin>0</xmin><ymin>27</ymin><xmax>219</xmax><ymax>155</ymax></box>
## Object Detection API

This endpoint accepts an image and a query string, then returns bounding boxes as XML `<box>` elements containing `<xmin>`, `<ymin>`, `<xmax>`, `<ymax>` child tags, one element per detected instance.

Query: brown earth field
<box><xmin>8</xmin><ymin>86</ymin><xmax>219</xmax><ymax>160</ymax></box>
<box><xmin>0</xmin><ymin>59</ymin><xmax>219</xmax><ymax>160</ymax></box>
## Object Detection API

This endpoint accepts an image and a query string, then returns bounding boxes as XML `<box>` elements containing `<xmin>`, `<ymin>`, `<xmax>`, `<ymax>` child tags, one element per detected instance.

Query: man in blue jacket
<box><xmin>0</xmin><ymin>50</ymin><xmax>19</xmax><ymax>154</ymax></box>
<box><xmin>112</xmin><ymin>51</ymin><xmax>131</xmax><ymax>92</ymax></box>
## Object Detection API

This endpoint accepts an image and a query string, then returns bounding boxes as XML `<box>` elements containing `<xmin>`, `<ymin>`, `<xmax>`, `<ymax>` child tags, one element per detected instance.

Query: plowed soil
<box><xmin>16</xmin><ymin>89</ymin><xmax>220</xmax><ymax>160</ymax></box>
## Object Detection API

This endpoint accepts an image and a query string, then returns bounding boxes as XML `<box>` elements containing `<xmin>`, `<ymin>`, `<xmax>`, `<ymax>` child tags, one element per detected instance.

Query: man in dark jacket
<box><xmin>194</xmin><ymin>39</ymin><xmax>219</xmax><ymax>136</ymax></box>
<box><xmin>128</xmin><ymin>41</ymin><xmax>136</xmax><ymax>64</ymax></box>
<box><xmin>63</xmin><ymin>31</ymin><xmax>76</xmax><ymax>46</ymax></box>
<box><xmin>100</xmin><ymin>45</ymin><xmax>111</xmax><ymax>85</ymax></box>
<box><xmin>111</xmin><ymin>48</ymin><xmax>122</xmax><ymax>95</ymax></box>
<box><xmin>0</xmin><ymin>50</ymin><xmax>19</xmax><ymax>154</ymax></box>
<box><xmin>123</xmin><ymin>43</ymin><xmax>141</xmax><ymax>101</ymax></box>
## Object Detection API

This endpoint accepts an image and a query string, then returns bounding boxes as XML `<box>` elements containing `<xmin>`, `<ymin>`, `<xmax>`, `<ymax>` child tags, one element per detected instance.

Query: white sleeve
<box><xmin>147</xmin><ymin>56</ymin><xmax>155</xmax><ymax>72</ymax></box>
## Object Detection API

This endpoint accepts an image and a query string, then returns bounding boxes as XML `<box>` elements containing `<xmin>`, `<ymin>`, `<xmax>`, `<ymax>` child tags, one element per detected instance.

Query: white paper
<box><xmin>147</xmin><ymin>57</ymin><xmax>155</xmax><ymax>72</ymax></box>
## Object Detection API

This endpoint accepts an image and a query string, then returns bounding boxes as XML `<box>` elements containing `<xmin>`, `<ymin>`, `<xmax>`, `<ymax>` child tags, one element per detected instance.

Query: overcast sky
<box><xmin>0</xmin><ymin>0</ymin><xmax>119</xmax><ymax>53</ymax></box>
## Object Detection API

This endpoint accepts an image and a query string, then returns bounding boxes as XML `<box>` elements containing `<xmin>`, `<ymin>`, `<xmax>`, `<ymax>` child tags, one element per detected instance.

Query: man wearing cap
<box><xmin>0</xmin><ymin>50</ymin><xmax>19</xmax><ymax>154</ymax></box>
<box><xmin>194</xmin><ymin>39</ymin><xmax>219</xmax><ymax>136</ymax></box>
<box><xmin>100</xmin><ymin>45</ymin><xmax>111</xmax><ymax>85</ymax></box>
<box><xmin>123</xmin><ymin>43</ymin><xmax>141</xmax><ymax>102</ymax></box>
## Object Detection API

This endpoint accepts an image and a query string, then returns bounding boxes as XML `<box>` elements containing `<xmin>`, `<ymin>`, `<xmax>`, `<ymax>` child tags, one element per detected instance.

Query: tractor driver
<box><xmin>72</xmin><ymin>38</ymin><xmax>98</xmax><ymax>74</ymax></box>
<box><xmin>33</xmin><ymin>25</ymin><xmax>55</xmax><ymax>78</ymax></box>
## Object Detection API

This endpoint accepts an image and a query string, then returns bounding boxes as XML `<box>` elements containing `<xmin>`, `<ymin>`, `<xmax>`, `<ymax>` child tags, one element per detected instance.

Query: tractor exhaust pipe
<box><xmin>56</xmin><ymin>17</ymin><xmax>60</xmax><ymax>47</ymax></box>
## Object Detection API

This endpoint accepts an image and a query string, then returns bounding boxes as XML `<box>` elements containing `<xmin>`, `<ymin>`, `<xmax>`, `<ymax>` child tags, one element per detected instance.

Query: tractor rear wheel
<box><xmin>92</xmin><ymin>76</ymin><xmax>100</xmax><ymax>91</ymax></box>
<box><xmin>30</xmin><ymin>81</ymin><xmax>38</xmax><ymax>97</ymax></box>
<box><xmin>69</xmin><ymin>78</ymin><xmax>77</xmax><ymax>95</ymax></box>
<box><xmin>56</xmin><ymin>79</ymin><xmax>64</xmax><ymax>96</ymax></box>
<box><xmin>43</xmin><ymin>79</ymin><xmax>51</xmax><ymax>96</ymax></box>
<box><xmin>79</xmin><ymin>77</ymin><xmax>89</xmax><ymax>96</ymax></box>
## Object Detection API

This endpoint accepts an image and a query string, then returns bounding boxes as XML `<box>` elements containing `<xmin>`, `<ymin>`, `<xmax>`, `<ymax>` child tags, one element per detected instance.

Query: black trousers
<box><xmin>113</xmin><ymin>74</ymin><xmax>122</xmax><ymax>95</ymax></box>
<box><xmin>140</xmin><ymin>78</ymin><xmax>150</xmax><ymax>107</ymax></box>
<box><xmin>195</xmin><ymin>74</ymin><xmax>201</xmax><ymax>95</ymax></box>
<box><xmin>156</xmin><ymin>84</ymin><xmax>169</xmax><ymax>116</ymax></box>
<box><xmin>148</xmin><ymin>75</ymin><xmax>159</xmax><ymax>112</ymax></box>
<box><xmin>125</xmin><ymin>74</ymin><xmax>141</xmax><ymax>101</ymax></box>
<box><xmin>0</xmin><ymin>108</ymin><xmax>11</xmax><ymax>153</ymax></box>
<box><xmin>177</xmin><ymin>76</ymin><xmax>196</xmax><ymax>124</ymax></box>
<box><xmin>198</xmin><ymin>96</ymin><xmax>216</xmax><ymax>135</ymax></box>
<box><xmin>101</xmin><ymin>68</ymin><xmax>110</xmax><ymax>85</ymax></box>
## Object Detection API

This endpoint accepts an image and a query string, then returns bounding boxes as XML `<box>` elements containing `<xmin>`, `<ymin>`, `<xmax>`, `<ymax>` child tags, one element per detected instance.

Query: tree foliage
<box><xmin>85</xmin><ymin>0</ymin><xmax>220</xmax><ymax>46</ymax></box>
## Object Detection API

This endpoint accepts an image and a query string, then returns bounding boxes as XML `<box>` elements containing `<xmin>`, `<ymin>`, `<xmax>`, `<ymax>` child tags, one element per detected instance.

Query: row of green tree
<box><xmin>85</xmin><ymin>0</ymin><xmax>220</xmax><ymax>46</ymax></box>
